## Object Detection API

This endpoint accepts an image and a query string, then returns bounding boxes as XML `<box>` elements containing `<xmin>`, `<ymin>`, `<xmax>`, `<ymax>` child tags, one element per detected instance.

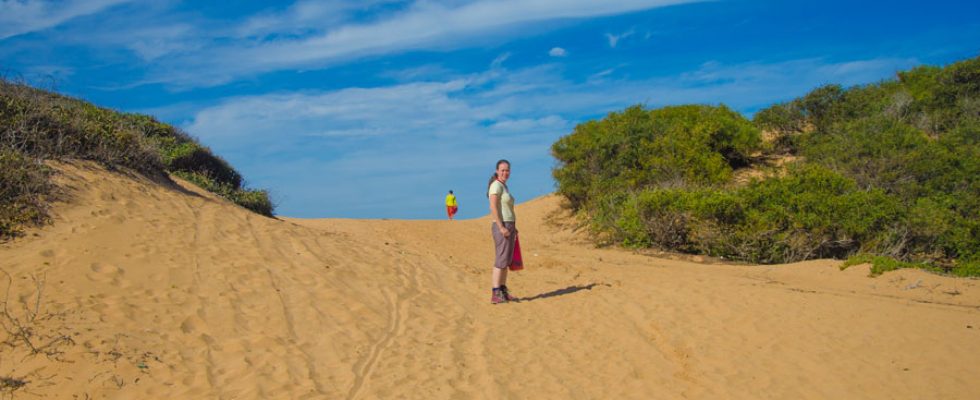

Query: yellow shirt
<box><xmin>445</xmin><ymin>194</ymin><xmax>457</xmax><ymax>207</ymax></box>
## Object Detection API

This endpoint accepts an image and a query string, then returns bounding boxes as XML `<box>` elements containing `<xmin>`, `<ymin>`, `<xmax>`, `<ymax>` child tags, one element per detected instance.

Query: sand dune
<box><xmin>1</xmin><ymin>161</ymin><xmax>978</xmax><ymax>399</ymax></box>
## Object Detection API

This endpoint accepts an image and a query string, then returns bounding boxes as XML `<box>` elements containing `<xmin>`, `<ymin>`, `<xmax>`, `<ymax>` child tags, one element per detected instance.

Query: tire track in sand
<box><xmin>346</xmin><ymin>248</ymin><xmax>422</xmax><ymax>400</ymax></box>
<box><xmin>244</xmin><ymin>216</ymin><xmax>332</xmax><ymax>396</ymax></box>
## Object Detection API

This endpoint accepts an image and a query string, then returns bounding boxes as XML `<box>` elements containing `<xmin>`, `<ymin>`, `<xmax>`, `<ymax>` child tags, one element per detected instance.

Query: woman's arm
<box><xmin>488</xmin><ymin>194</ymin><xmax>510</xmax><ymax>237</ymax></box>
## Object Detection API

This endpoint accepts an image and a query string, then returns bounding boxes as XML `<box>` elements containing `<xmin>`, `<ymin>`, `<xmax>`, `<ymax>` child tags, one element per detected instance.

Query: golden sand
<box><xmin>1</xmin><ymin>161</ymin><xmax>978</xmax><ymax>399</ymax></box>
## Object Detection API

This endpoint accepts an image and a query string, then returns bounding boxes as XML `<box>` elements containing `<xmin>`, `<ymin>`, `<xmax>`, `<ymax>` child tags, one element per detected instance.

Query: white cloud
<box><xmin>185</xmin><ymin>55</ymin><xmax>919</xmax><ymax>158</ymax></box>
<box><xmin>379</xmin><ymin>64</ymin><xmax>457</xmax><ymax>82</ymax></box>
<box><xmin>548</xmin><ymin>47</ymin><xmax>567</xmax><ymax>57</ymax></box>
<box><xmin>124</xmin><ymin>24</ymin><xmax>200</xmax><ymax>61</ymax></box>
<box><xmin>491</xmin><ymin>115</ymin><xmax>567</xmax><ymax>132</ymax></box>
<box><xmin>179</xmin><ymin>55</ymin><xmax>917</xmax><ymax>218</ymax></box>
<box><xmin>588</xmin><ymin>68</ymin><xmax>615</xmax><ymax>81</ymax></box>
<box><xmin>233</xmin><ymin>0</ymin><xmax>396</xmax><ymax>39</ymax></box>
<box><xmin>605</xmin><ymin>28</ymin><xmax>635</xmax><ymax>48</ymax></box>
<box><xmin>0</xmin><ymin>0</ymin><xmax>132</xmax><ymax>40</ymax></box>
<box><xmin>2</xmin><ymin>0</ymin><xmax>702</xmax><ymax>88</ymax></box>
<box><xmin>146</xmin><ymin>0</ymin><xmax>701</xmax><ymax>87</ymax></box>
<box><xmin>181</xmin><ymin>65</ymin><xmax>576</xmax><ymax>217</ymax></box>
<box><xmin>490</xmin><ymin>52</ymin><xmax>511</xmax><ymax>69</ymax></box>
<box><xmin>31</xmin><ymin>2</ymin><xmax>206</xmax><ymax>64</ymax></box>
<box><xmin>185</xmin><ymin>79</ymin><xmax>483</xmax><ymax>148</ymax></box>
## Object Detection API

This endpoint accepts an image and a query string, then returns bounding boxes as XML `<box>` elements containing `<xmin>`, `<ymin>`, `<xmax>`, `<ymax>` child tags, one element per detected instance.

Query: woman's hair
<box><xmin>486</xmin><ymin>159</ymin><xmax>511</xmax><ymax>197</ymax></box>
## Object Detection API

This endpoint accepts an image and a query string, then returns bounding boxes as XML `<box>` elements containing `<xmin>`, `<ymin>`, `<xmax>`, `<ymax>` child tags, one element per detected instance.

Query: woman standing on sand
<box><xmin>488</xmin><ymin>159</ymin><xmax>517</xmax><ymax>304</ymax></box>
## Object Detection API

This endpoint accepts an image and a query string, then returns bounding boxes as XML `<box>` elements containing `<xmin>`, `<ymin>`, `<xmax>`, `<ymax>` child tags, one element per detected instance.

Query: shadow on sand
<box><xmin>517</xmin><ymin>283</ymin><xmax>607</xmax><ymax>303</ymax></box>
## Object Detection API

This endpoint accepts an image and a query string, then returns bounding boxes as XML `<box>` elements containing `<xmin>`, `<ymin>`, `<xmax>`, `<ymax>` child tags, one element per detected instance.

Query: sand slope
<box><xmin>1</xmin><ymin>162</ymin><xmax>978</xmax><ymax>399</ymax></box>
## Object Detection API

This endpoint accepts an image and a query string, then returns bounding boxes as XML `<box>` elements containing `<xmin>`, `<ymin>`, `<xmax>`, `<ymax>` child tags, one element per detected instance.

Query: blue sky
<box><xmin>2</xmin><ymin>0</ymin><xmax>978</xmax><ymax>219</ymax></box>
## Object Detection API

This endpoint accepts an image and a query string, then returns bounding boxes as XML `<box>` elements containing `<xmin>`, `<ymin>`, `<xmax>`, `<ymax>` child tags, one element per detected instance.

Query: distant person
<box><xmin>445</xmin><ymin>190</ymin><xmax>458</xmax><ymax>220</ymax></box>
<box><xmin>488</xmin><ymin>159</ymin><xmax>518</xmax><ymax>304</ymax></box>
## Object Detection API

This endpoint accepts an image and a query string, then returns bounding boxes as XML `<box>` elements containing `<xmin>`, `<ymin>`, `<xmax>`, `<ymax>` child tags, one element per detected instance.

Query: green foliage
<box><xmin>752</xmin><ymin>102</ymin><xmax>805</xmax><ymax>153</ymax></box>
<box><xmin>898</xmin><ymin>66</ymin><xmax>942</xmax><ymax>105</ymax></box>
<box><xmin>798</xmin><ymin>84</ymin><xmax>848</xmax><ymax>128</ymax></box>
<box><xmin>556</xmin><ymin>55</ymin><xmax>980</xmax><ymax>276</ymax></box>
<box><xmin>552</xmin><ymin>104</ymin><xmax>761</xmax><ymax>209</ymax></box>
<box><xmin>837</xmin><ymin>252</ymin><xmax>980</xmax><ymax>277</ymax></box>
<box><xmin>1</xmin><ymin>79</ymin><xmax>274</xmax><ymax>237</ymax></box>
<box><xmin>839</xmin><ymin>253</ymin><xmax>942</xmax><ymax>276</ymax></box>
<box><xmin>788</xmin><ymin>57</ymin><xmax>980</xmax><ymax>272</ymax></box>
<box><xmin>753</xmin><ymin>101</ymin><xmax>806</xmax><ymax>134</ymax></box>
<box><xmin>952</xmin><ymin>260</ymin><xmax>980</xmax><ymax>278</ymax></box>
<box><xmin>0</xmin><ymin>149</ymin><xmax>51</xmax><ymax>238</ymax></box>
<box><xmin>608</xmin><ymin>166</ymin><xmax>904</xmax><ymax>264</ymax></box>
<box><xmin>0</xmin><ymin>81</ymin><xmax>162</xmax><ymax>172</ymax></box>
<box><xmin>173</xmin><ymin>172</ymin><xmax>274</xmax><ymax>217</ymax></box>
<box><xmin>937</xmin><ymin>56</ymin><xmax>980</xmax><ymax>108</ymax></box>
<box><xmin>802</xmin><ymin>117</ymin><xmax>932</xmax><ymax>194</ymax></box>
<box><xmin>154</xmin><ymin>138</ymin><xmax>242</xmax><ymax>188</ymax></box>
<box><xmin>737</xmin><ymin>166</ymin><xmax>904</xmax><ymax>262</ymax></box>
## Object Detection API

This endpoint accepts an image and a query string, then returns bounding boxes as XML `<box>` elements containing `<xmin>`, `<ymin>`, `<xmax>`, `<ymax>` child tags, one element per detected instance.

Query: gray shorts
<box><xmin>491</xmin><ymin>221</ymin><xmax>517</xmax><ymax>269</ymax></box>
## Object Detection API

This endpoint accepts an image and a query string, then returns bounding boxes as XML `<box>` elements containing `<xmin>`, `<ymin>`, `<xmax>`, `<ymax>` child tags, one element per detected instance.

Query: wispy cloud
<box><xmin>144</xmin><ymin>0</ymin><xmax>700</xmax><ymax>87</ymax></box>
<box><xmin>186</xmin><ymin>56</ymin><xmax>919</xmax><ymax>150</ymax></box>
<box><xmin>233</xmin><ymin>0</ymin><xmax>397</xmax><ymax>39</ymax></box>
<box><xmin>0</xmin><ymin>0</ymin><xmax>703</xmax><ymax>89</ymax></box>
<box><xmin>185</xmin><ymin>80</ymin><xmax>477</xmax><ymax>144</ymax></box>
<box><xmin>606</xmin><ymin>28</ymin><xmax>636</xmax><ymax>48</ymax></box>
<box><xmin>2</xmin><ymin>0</ymin><xmax>972</xmax><ymax>220</ymax></box>
<box><xmin>182</xmin><ymin>55</ymin><xmax>917</xmax><ymax>218</ymax></box>
<box><xmin>379</xmin><ymin>63</ymin><xmax>457</xmax><ymax>82</ymax></box>
<box><xmin>490</xmin><ymin>52</ymin><xmax>512</xmax><ymax>69</ymax></box>
<box><xmin>605</xmin><ymin>28</ymin><xmax>636</xmax><ymax>48</ymax></box>
<box><xmin>0</xmin><ymin>0</ymin><xmax>132</xmax><ymax>40</ymax></box>
<box><xmin>588</xmin><ymin>68</ymin><xmax>616</xmax><ymax>82</ymax></box>
<box><xmin>183</xmin><ymin>77</ymin><xmax>568</xmax><ymax>217</ymax></box>
<box><xmin>32</xmin><ymin>2</ymin><xmax>205</xmax><ymax>65</ymax></box>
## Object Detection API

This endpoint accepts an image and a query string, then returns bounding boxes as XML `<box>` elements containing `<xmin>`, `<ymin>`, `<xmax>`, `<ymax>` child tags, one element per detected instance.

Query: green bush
<box><xmin>173</xmin><ymin>172</ymin><xmax>274</xmax><ymax>217</ymax></box>
<box><xmin>753</xmin><ymin>101</ymin><xmax>806</xmax><ymax>134</ymax></box>
<box><xmin>1</xmin><ymin>79</ymin><xmax>275</xmax><ymax>237</ymax></box>
<box><xmin>752</xmin><ymin>102</ymin><xmax>805</xmax><ymax>154</ymax></box>
<box><xmin>839</xmin><ymin>254</ymin><xmax>941</xmax><ymax>276</ymax></box>
<box><xmin>156</xmin><ymin>139</ymin><xmax>242</xmax><ymax>188</ymax></box>
<box><xmin>0</xmin><ymin>149</ymin><xmax>51</xmax><ymax>238</ymax></box>
<box><xmin>952</xmin><ymin>260</ymin><xmax>980</xmax><ymax>278</ymax></box>
<box><xmin>554</xmin><ymin>55</ymin><xmax>980</xmax><ymax>275</ymax></box>
<box><xmin>609</xmin><ymin>166</ymin><xmax>905</xmax><ymax>264</ymax></box>
<box><xmin>734</xmin><ymin>165</ymin><xmax>905</xmax><ymax>262</ymax></box>
<box><xmin>552</xmin><ymin>104</ymin><xmax>762</xmax><ymax>209</ymax></box>
<box><xmin>790</xmin><ymin>57</ymin><xmax>980</xmax><ymax>270</ymax></box>
<box><xmin>801</xmin><ymin>116</ymin><xmax>932</xmax><ymax>194</ymax></box>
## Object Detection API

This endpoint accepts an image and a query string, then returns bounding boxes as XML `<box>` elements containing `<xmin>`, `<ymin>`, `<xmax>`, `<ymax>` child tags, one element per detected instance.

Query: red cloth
<box><xmin>446</xmin><ymin>205</ymin><xmax>458</xmax><ymax>218</ymax></box>
<box><xmin>509</xmin><ymin>235</ymin><xmax>524</xmax><ymax>271</ymax></box>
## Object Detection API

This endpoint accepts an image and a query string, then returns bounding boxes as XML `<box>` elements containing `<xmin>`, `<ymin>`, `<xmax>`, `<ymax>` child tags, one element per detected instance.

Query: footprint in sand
<box><xmin>87</xmin><ymin>262</ymin><xmax>129</xmax><ymax>287</ymax></box>
<box><xmin>180</xmin><ymin>315</ymin><xmax>208</xmax><ymax>334</ymax></box>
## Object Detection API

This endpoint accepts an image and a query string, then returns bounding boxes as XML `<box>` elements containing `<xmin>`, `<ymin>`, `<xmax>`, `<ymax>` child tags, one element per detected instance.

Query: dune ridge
<box><xmin>1</xmin><ymin>161</ymin><xmax>978</xmax><ymax>399</ymax></box>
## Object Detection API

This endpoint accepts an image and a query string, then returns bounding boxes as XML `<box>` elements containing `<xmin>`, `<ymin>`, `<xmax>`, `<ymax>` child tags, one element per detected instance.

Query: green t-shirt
<box><xmin>488</xmin><ymin>180</ymin><xmax>515</xmax><ymax>222</ymax></box>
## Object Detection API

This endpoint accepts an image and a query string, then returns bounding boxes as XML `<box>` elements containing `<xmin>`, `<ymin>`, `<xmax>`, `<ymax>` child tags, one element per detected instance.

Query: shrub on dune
<box><xmin>0</xmin><ymin>79</ymin><xmax>275</xmax><ymax>238</ymax></box>
<box><xmin>554</xmin><ymin>55</ymin><xmax>980</xmax><ymax>276</ymax></box>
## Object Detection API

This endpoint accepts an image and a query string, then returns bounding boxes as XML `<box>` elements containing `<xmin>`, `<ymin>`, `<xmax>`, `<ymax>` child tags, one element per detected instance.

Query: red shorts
<box><xmin>446</xmin><ymin>205</ymin><xmax>458</xmax><ymax>218</ymax></box>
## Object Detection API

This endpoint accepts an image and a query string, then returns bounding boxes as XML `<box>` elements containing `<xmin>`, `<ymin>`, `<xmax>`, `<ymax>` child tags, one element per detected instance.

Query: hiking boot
<box><xmin>501</xmin><ymin>286</ymin><xmax>517</xmax><ymax>302</ymax></box>
<box><xmin>491</xmin><ymin>289</ymin><xmax>507</xmax><ymax>304</ymax></box>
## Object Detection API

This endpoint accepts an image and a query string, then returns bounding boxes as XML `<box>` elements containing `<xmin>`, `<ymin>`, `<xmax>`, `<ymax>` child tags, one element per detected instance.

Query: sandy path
<box><xmin>1</xmin><ymin>162</ymin><xmax>978</xmax><ymax>399</ymax></box>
